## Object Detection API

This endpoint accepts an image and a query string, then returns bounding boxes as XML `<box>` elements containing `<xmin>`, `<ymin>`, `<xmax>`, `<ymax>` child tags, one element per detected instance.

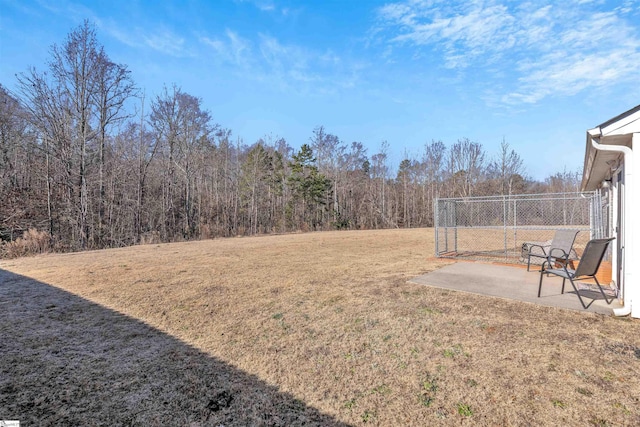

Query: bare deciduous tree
<box><xmin>448</xmin><ymin>138</ymin><xmax>486</xmax><ymax>197</ymax></box>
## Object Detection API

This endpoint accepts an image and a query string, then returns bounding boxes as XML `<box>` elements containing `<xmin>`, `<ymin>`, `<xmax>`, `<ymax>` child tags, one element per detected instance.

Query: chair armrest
<box><xmin>527</xmin><ymin>243</ymin><xmax>546</xmax><ymax>251</ymax></box>
<box><xmin>549</xmin><ymin>247</ymin><xmax>569</xmax><ymax>259</ymax></box>
<box><xmin>525</xmin><ymin>243</ymin><xmax>548</xmax><ymax>257</ymax></box>
<box><xmin>542</xmin><ymin>248</ymin><xmax>573</xmax><ymax>277</ymax></box>
<box><xmin>544</xmin><ymin>248</ymin><xmax>573</xmax><ymax>275</ymax></box>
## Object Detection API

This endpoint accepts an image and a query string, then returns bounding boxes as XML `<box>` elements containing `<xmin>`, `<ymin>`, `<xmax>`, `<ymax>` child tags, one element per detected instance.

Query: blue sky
<box><xmin>1</xmin><ymin>0</ymin><xmax>639</xmax><ymax>180</ymax></box>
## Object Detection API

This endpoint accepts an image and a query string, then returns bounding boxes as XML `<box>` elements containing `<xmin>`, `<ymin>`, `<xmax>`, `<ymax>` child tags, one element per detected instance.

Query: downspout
<box><xmin>589</xmin><ymin>134</ymin><xmax>633</xmax><ymax>316</ymax></box>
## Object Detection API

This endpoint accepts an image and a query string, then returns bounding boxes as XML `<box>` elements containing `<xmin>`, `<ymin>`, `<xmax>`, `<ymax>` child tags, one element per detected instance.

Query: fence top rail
<box><xmin>445</xmin><ymin>196</ymin><xmax>595</xmax><ymax>204</ymax></box>
<box><xmin>442</xmin><ymin>225</ymin><xmax>592</xmax><ymax>230</ymax></box>
<box><xmin>435</xmin><ymin>191</ymin><xmax>597</xmax><ymax>203</ymax></box>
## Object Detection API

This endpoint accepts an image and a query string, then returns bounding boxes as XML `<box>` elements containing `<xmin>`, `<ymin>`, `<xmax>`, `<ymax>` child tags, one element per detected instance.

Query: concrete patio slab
<box><xmin>410</xmin><ymin>262</ymin><xmax>623</xmax><ymax>315</ymax></box>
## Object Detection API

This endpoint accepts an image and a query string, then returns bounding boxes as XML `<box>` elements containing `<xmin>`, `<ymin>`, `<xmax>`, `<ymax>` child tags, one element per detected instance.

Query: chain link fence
<box><xmin>434</xmin><ymin>192</ymin><xmax>605</xmax><ymax>263</ymax></box>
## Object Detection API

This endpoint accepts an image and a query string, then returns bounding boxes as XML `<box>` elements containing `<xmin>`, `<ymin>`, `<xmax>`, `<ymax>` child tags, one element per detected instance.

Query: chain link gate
<box><xmin>434</xmin><ymin>192</ymin><xmax>605</xmax><ymax>263</ymax></box>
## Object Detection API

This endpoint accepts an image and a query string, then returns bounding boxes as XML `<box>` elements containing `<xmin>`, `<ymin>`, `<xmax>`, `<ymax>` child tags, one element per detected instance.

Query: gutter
<box><xmin>589</xmin><ymin>132</ymin><xmax>634</xmax><ymax>317</ymax></box>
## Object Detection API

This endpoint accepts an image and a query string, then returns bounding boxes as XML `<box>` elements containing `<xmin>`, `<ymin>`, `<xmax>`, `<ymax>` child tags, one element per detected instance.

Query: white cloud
<box><xmin>142</xmin><ymin>30</ymin><xmax>187</xmax><ymax>57</ymax></box>
<box><xmin>102</xmin><ymin>21</ymin><xmax>139</xmax><ymax>48</ymax></box>
<box><xmin>258</xmin><ymin>3</ymin><xmax>275</xmax><ymax>12</ymax></box>
<box><xmin>28</xmin><ymin>1</ymin><xmax>193</xmax><ymax>58</ymax></box>
<box><xmin>98</xmin><ymin>19</ymin><xmax>195</xmax><ymax>58</ymax></box>
<box><xmin>234</xmin><ymin>0</ymin><xmax>293</xmax><ymax>15</ymax></box>
<box><xmin>201</xmin><ymin>30</ymin><xmax>251</xmax><ymax>66</ymax></box>
<box><xmin>319</xmin><ymin>50</ymin><xmax>341</xmax><ymax>67</ymax></box>
<box><xmin>200</xmin><ymin>30</ymin><xmax>362</xmax><ymax>95</ymax></box>
<box><xmin>376</xmin><ymin>0</ymin><xmax>640</xmax><ymax>105</ymax></box>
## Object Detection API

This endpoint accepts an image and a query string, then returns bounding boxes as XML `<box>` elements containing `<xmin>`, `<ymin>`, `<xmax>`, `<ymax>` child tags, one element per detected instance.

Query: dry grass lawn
<box><xmin>1</xmin><ymin>228</ymin><xmax>639</xmax><ymax>426</ymax></box>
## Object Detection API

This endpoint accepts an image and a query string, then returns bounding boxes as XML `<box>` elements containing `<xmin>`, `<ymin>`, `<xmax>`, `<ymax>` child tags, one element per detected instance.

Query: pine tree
<box><xmin>287</xmin><ymin>144</ymin><xmax>331</xmax><ymax>230</ymax></box>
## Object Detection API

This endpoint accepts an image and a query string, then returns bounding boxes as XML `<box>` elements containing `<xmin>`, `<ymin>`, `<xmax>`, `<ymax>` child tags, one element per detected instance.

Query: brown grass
<box><xmin>1</xmin><ymin>228</ymin><xmax>51</xmax><ymax>259</ymax></box>
<box><xmin>1</xmin><ymin>228</ymin><xmax>639</xmax><ymax>426</ymax></box>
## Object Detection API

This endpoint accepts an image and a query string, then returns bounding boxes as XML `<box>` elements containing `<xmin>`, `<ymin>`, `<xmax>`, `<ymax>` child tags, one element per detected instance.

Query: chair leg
<box><xmin>593</xmin><ymin>276</ymin><xmax>613</xmax><ymax>305</ymax></box>
<box><xmin>538</xmin><ymin>270</ymin><xmax>544</xmax><ymax>297</ymax></box>
<box><xmin>567</xmin><ymin>277</ymin><xmax>589</xmax><ymax>309</ymax></box>
<box><xmin>561</xmin><ymin>278</ymin><xmax>565</xmax><ymax>294</ymax></box>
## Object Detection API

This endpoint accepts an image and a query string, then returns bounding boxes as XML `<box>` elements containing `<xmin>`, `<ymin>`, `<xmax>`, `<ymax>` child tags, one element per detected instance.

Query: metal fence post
<box><xmin>453</xmin><ymin>201</ymin><xmax>458</xmax><ymax>254</ymax></box>
<box><xmin>434</xmin><ymin>198</ymin><xmax>439</xmax><ymax>257</ymax></box>
<box><xmin>513</xmin><ymin>198</ymin><xmax>517</xmax><ymax>254</ymax></box>
<box><xmin>503</xmin><ymin>196</ymin><xmax>507</xmax><ymax>257</ymax></box>
<box><xmin>444</xmin><ymin>201</ymin><xmax>449</xmax><ymax>253</ymax></box>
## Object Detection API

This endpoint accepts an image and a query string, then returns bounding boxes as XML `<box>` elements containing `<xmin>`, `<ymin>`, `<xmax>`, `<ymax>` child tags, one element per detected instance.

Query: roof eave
<box><xmin>581</xmin><ymin>104</ymin><xmax>640</xmax><ymax>192</ymax></box>
<box><xmin>581</xmin><ymin>128</ymin><xmax>601</xmax><ymax>191</ymax></box>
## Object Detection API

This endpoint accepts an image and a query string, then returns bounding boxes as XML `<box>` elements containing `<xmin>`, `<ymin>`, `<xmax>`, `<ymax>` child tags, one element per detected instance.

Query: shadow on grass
<box><xmin>0</xmin><ymin>269</ymin><xmax>349</xmax><ymax>426</ymax></box>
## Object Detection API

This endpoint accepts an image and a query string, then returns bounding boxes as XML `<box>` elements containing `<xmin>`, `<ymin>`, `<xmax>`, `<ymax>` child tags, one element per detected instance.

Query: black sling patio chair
<box><xmin>537</xmin><ymin>237</ymin><xmax>615</xmax><ymax>309</ymax></box>
<box><xmin>524</xmin><ymin>229</ymin><xmax>580</xmax><ymax>271</ymax></box>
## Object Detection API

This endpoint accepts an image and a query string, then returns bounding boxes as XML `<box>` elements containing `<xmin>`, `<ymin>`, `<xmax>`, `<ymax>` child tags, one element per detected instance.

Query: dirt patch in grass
<box><xmin>1</xmin><ymin>229</ymin><xmax>639</xmax><ymax>425</ymax></box>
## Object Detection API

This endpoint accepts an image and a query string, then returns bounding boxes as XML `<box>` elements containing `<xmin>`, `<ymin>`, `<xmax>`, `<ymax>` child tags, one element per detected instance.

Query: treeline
<box><xmin>0</xmin><ymin>21</ymin><xmax>582</xmax><ymax>254</ymax></box>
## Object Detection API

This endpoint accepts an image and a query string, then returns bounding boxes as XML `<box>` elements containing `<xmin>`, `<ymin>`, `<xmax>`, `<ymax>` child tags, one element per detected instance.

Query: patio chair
<box><xmin>537</xmin><ymin>237</ymin><xmax>615</xmax><ymax>309</ymax></box>
<box><xmin>523</xmin><ymin>229</ymin><xmax>580</xmax><ymax>271</ymax></box>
